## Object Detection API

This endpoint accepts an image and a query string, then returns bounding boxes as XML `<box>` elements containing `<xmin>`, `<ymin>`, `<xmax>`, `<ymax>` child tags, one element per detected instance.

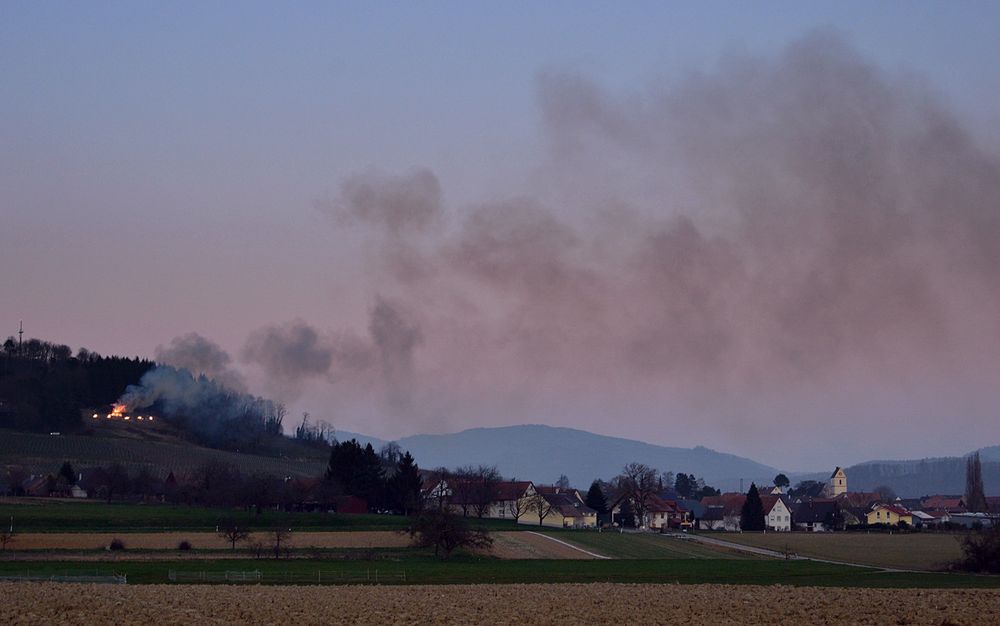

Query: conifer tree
<box><xmin>740</xmin><ymin>483</ymin><xmax>766</xmax><ymax>531</ymax></box>
<box><xmin>966</xmin><ymin>452</ymin><xmax>988</xmax><ymax>513</ymax></box>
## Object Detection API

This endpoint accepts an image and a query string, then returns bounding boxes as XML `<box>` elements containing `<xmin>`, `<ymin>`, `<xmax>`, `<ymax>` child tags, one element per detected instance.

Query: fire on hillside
<box><xmin>92</xmin><ymin>404</ymin><xmax>155</xmax><ymax>422</ymax></box>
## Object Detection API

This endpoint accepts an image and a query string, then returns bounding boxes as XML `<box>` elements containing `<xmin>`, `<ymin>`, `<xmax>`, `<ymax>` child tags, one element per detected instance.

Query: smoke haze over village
<box><xmin>3</xmin><ymin>5</ymin><xmax>1000</xmax><ymax>470</ymax></box>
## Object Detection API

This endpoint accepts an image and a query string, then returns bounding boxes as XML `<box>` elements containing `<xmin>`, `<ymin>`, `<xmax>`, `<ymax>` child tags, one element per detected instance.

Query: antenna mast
<box><xmin>18</xmin><ymin>320</ymin><xmax>23</xmax><ymax>354</ymax></box>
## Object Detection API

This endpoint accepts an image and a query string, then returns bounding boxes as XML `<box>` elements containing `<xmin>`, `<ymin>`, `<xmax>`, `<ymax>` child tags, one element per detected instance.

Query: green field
<box><xmin>547</xmin><ymin>531</ymin><xmax>760</xmax><ymax>559</ymax></box>
<box><xmin>711</xmin><ymin>532</ymin><xmax>965</xmax><ymax>571</ymax></box>
<box><xmin>0</xmin><ymin>501</ymin><xmax>523</xmax><ymax>533</ymax></box>
<box><xmin>0</xmin><ymin>556</ymin><xmax>997</xmax><ymax>588</ymax></box>
<box><xmin>0</xmin><ymin>428</ymin><xmax>327</xmax><ymax>478</ymax></box>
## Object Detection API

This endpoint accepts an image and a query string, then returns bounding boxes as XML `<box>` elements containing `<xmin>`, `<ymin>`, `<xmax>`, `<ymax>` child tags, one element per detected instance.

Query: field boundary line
<box><xmin>527</xmin><ymin>532</ymin><xmax>612</xmax><ymax>559</ymax></box>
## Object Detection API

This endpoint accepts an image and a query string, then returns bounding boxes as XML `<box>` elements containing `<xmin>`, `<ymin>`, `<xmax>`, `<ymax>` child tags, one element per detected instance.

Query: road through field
<box><xmin>3</xmin><ymin>582</ymin><xmax>999</xmax><ymax>624</ymax></box>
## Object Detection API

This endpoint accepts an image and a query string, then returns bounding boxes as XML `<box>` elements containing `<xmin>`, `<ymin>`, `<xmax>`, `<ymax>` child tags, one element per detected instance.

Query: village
<box><xmin>420</xmin><ymin>466</ymin><xmax>1000</xmax><ymax>533</ymax></box>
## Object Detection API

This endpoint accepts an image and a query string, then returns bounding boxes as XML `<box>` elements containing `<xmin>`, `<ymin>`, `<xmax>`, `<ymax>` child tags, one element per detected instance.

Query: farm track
<box><xmin>3</xmin><ymin>582</ymin><xmax>999</xmax><ymax>624</ymax></box>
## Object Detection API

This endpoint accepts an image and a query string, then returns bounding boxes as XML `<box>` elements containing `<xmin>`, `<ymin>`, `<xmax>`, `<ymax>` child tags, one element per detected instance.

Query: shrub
<box><xmin>178</xmin><ymin>540</ymin><xmax>192</xmax><ymax>551</ymax></box>
<box><xmin>955</xmin><ymin>526</ymin><xmax>1000</xmax><ymax>573</ymax></box>
<box><xmin>108</xmin><ymin>538</ymin><xmax>126</xmax><ymax>551</ymax></box>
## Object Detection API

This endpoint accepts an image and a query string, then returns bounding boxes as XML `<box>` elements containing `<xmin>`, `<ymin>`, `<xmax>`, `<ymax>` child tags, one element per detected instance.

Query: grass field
<box><xmin>713</xmin><ymin>532</ymin><xmax>964</xmax><ymax>571</ymax></box>
<box><xmin>0</xmin><ymin>556</ymin><xmax>997</xmax><ymax>588</ymax></box>
<box><xmin>546</xmin><ymin>531</ymin><xmax>761</xmax><ymax>559</ymax></box>
<box><xmin>0</xmin><ymin>500</ymin><xmax>523</xmax><ymax>533</ymax></box>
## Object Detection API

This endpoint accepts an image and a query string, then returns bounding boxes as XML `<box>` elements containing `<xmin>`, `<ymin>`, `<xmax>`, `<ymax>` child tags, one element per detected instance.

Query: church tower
<box><xmin>826</xmin><ymin>467</ymin><xmax>847</xmax><ymax>497</ymax></box>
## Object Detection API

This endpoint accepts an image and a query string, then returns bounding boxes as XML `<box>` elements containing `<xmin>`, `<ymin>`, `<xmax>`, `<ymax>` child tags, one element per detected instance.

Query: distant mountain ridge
<box><xmin>333</xmin><ymin>424</ymin><xmax>1000</xmax><ymax>497</ymax></box>
<box><xmin>339</xmin><ymin>424</ymin><xmax>780</xmax><ymax>490</ymax></box>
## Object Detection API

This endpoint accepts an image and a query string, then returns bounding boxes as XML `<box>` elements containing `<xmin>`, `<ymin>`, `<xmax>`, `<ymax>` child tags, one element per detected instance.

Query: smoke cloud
<box><xmin>119</xmin><ymin>365</ymin><xmax>284</xmax><ymax>449</ymax></box>
<box><xmin>300</xmin><ymin>31</ymin><xmax>1000</xmax><ymax>451</ymax></box>
<box><xmin>154</xmin><ymin>333</ymin><xmax>246</xmax><ymax>392</ymax></box>
<box><xmin>142</xmin><ymin>32</ymin><xmax>1000</xmax><ymax>460</ymax></box>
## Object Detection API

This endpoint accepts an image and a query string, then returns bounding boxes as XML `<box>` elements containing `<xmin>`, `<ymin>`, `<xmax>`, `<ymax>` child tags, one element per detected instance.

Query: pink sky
<box><xmin>4</xmin><ymin>9</ymin><xmax>1000</xmax><ymax>470</ymax></box>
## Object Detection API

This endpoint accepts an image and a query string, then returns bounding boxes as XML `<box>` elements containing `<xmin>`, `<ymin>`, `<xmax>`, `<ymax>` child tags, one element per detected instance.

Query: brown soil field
<box><xmin>8</xmin><ymin>531</ymin><xmax>412</xmax><ymax>550</ymax></box>
<box><xmin>4</xmin><ymin>532</ymin><xmax>581</xmax><ymax>560</ymax></box>
<box><xmin>2</xmin><ymin>582</ymin><xmax>998</xmax><ymax>625</ymax></box>
<box><xmin>488</xmin><ymin>532</ymin><xmax>594</xmax><ymax>559</ymax></box>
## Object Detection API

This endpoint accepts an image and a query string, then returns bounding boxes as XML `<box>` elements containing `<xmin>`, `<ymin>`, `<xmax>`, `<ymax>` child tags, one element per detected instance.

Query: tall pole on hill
<box><xmin>17</xmin><ymin>320</ymin><xmax>23</xmax><ymax>354</ymax></box>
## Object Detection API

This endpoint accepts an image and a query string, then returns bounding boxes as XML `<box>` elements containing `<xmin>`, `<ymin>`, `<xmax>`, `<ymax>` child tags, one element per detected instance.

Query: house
<box><xmin>645</xmin><ymin>495</ymin><xmax>690</xmax><ymax>531</ymax></box>
<box><xmin>823</xmin><ymin>467</ymin><xmax>848</xmax><ymax>497</ymax></box>
<box><xmin>489</xmin><ymin>481</ymin><xmax>536</xmax><ymax>521</ymax></box>
<box><xmin>948</xmin><ymin>512</ymin><xmax>998</xmax><ymax>529</ymax></box>
<box><xmin>792</xmin><ymin>499</ymin><xmax>838</xmax><ymax>532</ymax></box>
<box><xmin>921</xmin><ymin>495</ymin><xmax>966</xmax><ymax>514</ymax></box>
<box><xmin>866</xmin><ymin>504</ymin><xmax>913</xmax><ymax>526</ymax></box>
<box><xmin>836</xmin><ymin>491</ymin><xmax>882</xmax><ymax>510</ymax></box>
<box><xmin>530</xmin><ymin>492</ymin><xmax>597</xmax><ymax>528</ymax></box>
<box><xmin>21</xmin><ymin>475</ymin><xmax>50</xmax><ymax>497</ymax></box>
<box><xmin>698</xmin><ymin>494</ymin><xmax>746</xmax><ymax>531</ymax></box>
<box><xmin>909</xmin><ymin>510</ymin><xmax>938</xmax><ymax>528</ymax></box>
<box><xmin>761</xmin><ymin>495</ymin><xmax>792</xmax><ymax>532</ymax></box>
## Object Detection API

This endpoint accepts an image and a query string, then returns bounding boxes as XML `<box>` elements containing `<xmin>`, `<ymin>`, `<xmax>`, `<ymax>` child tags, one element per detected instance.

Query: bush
<box><xmin>108</xmin><ymin>538</ymin><xmax>126</xmax><ymax>551</ymax></box>
<box><xmin>178</xmin><ymin>540</ymin><xmax>192</xmax><ymax>551</ymax></box>
<box><xmin>955</xmin><ymin>526</ymin><xmax>1000</xmax><ymax>573</ymax></box>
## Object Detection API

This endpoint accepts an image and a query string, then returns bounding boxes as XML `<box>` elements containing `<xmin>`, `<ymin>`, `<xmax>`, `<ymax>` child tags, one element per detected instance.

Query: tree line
<box><xmin>0</xmin><ymin>337</ymin><xmax>154</xmax><ymax>431</ymax></box>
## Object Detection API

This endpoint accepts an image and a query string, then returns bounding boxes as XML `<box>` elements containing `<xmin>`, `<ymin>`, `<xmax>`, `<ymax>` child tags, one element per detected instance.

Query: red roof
<box><xmin>494</xmin><ymin>481</ymin><xmax>534</xmax><ymax>501</ymax></box>
<box><xmin>874</xmin><ymin>504</ymin><xmax>911</xmax><ymax>517</ymax></box>
<box><xmin>922</xmin><ymin>496</ymin><xmax>965</xmax><ymax>512</ymax></box>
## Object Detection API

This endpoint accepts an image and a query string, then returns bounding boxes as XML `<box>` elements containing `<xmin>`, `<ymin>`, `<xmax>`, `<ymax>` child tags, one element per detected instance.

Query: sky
<box><xmin>3</xmin><ymin>2</ymin><xmax>1000</xmax><ymax>470</ymax></box>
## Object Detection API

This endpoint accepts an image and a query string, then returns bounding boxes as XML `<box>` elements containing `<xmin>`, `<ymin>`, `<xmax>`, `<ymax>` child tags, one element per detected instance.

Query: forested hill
<box><xmin>0</xmin><ymin>336</ymin><xmax>153</xmax><ymax>432</ymax></box>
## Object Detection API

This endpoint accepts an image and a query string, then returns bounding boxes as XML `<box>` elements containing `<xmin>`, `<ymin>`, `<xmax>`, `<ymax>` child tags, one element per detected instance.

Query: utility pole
<box><xmin>17</xmin><ymin>320</ymin><xmax>23</xmax><ymax>354</ymax></box>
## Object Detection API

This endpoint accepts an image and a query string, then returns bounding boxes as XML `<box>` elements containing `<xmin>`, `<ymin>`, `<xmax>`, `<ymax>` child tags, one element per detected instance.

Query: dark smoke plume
<box><xmin>154</xmin><ymin>332</ymin><xmax>246</xmax><ymax>392</ymax></box>
<box><xmin>118</xmin><ymin>365</ymin><xmax>284</xmax><ymax>450</ymax></box>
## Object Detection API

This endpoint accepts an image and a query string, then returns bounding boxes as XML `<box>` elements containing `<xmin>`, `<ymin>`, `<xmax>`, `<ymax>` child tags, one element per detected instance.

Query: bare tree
<box><xmin>471</xmin><ymin>465</ymin><xmax>501</xmax><ymax>518</ymax></box>
<box><xmin>556</xmin><ymin>474</ymin><xmax>571</xmax><ymax>490</ymax></box>
<box><xmin>0</xmin><ymin>529</ymin><xmax>14</xmax><ymax>551</ymax></box>
<box><xmin>528</xmin><ymin>491</ymin><xmax>553</xmax><ymax>527</ymax></box>
<box><xmin>614</xmin><ymin>463</ymin><xmax>659</xmax><ymax>528</ymax></box>
<box><xmin>407</xmin><ymin>510</ymin><xmax>492</xmax><ymax>560</ymax></box>
<box><xmin>270</xmin><ymin>528</ymin><xmax>292</xmax><ymax>559</ymax></box>
<box><xmin>504</xmin><ymin>489</ymin><xmax>531</xmax><ymax>523</ymax></box>
<box><xmin>448</xmin><ymin>467</ymin><xmax>477</xmax><ymax>517</ymax></box>
<box><xmin>218</xmin><ymin>518</ymin><xmax>251</xmax><ymax>551</ymax></box>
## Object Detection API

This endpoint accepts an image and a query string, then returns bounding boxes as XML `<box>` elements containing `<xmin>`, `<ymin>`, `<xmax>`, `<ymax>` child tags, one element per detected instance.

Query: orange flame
<box><xmin>110</xmin><ymin>404</ymin><xmax>126</xmax><ymax>418</ymax></box>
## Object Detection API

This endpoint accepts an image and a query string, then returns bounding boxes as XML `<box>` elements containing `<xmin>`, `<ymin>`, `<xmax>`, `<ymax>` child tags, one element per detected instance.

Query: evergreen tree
<box><xmin>390</xmin><ymin>451</ymin><xmax>424</xmax><ymax>515</ymax></box>
<box><xmin>740</xmin><ymin>483</ymin><xmax>766</xmax><ymax>531</ymax></box>
<box><xmin>674</xmin><ymin>473</ymin><xmax>693</xmax><ymax>498</ymax></box>
<box><xmin>58</xmin><ymin>461</ymin><xmax>76</xmax><ymax>485</ymax></box>
<box><xmin>966</xmin><ymin>452</ymin><xmax>989</xmax><ymax>513</ymax></box>
<box><xmin>585</xmin><ymin>481</ymin><xmax>608</xmax><ymax>519</ymax></box>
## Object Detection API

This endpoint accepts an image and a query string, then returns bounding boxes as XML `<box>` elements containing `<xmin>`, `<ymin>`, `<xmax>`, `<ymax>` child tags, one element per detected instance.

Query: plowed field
<box><xmin>1</xmin><ymin>582</ymin><xmax>997</xmax><ymax>625</ymax></box>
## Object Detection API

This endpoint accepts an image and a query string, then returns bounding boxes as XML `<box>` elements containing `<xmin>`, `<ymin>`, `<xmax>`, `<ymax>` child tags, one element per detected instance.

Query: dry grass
<box><xmin>488</xmin><ymin>532</ymin><xmax>595</xmax><ymax>559</ymax></box>
<box><xmin>718</xmin><ymin>532</ymin><xmax>963</xmax><ymax>570</ymax></box>
<box><xmin>1</xmin><ymin>582</ymin><xmax>998</xmax><ymax>624</ymax></box>
<box><xmin>8</xmin><ymin>531</ymin><xmax>411</xmax><ymax>551</ymax></box>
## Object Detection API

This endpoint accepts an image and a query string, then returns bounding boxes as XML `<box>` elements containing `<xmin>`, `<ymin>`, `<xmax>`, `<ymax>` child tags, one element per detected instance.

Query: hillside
<box><xmin>791</xmin><ymin>454</ymin><xmax>1000</xmax><ymax>497</ymax></box>
<box><xmin>0</xmin><ymin>426</ymin><xmax>328</xmax><ymax>479</ymax></box>
<box><xmin>393</xmin><ymin>424</ymin><xmax>780</xmax><ymax>489</ymax></box>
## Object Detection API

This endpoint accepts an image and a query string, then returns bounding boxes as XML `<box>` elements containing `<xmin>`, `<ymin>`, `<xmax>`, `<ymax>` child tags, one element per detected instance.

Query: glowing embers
<box><xmin>102</xmin><ymin>404</ymin><xmax>154</xmax><ymax>422</ymax></box>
